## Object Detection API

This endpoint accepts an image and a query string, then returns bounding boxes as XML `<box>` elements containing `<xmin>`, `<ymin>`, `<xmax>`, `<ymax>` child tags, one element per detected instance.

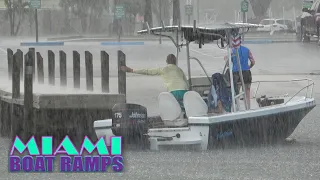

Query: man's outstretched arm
<box><xmin>121</xmin><ymin>66</ymin><xmax>163</xmax><ymax>75</ymax></box>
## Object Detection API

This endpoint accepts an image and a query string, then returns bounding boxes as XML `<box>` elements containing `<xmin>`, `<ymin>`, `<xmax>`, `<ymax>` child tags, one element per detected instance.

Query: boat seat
<box><xmin>158</xmin><ymin>92</ymin><xmax>188</xmax><ymax>127</ymax></box>
<box><xmin>184</xmin><ymin>91</ymin><xmax>208</xmax><ymax>118</ymax></box>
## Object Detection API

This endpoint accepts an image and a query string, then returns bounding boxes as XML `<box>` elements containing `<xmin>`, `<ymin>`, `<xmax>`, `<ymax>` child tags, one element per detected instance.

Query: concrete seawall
<box><xmin>0</xmin><ymin>78</ymin><xmax>125</xmax><ymax>146</ymax></box>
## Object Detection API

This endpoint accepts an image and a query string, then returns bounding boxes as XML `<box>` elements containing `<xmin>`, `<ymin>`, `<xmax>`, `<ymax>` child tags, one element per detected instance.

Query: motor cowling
<box><xmin>111</xmin><ymin>103</ymin><xmax>148</xmax><ymax>141</ymax></box>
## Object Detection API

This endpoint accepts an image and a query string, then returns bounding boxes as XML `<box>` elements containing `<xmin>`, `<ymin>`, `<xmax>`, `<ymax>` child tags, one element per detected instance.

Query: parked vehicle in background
<box><xmin>300</xmin><ymin>0</ymin><xmax>320</xmax><ymax>43</ymax></box>
<box><xmin>276</xmin><ymin>19</ymin><xmax>296</xmax><ymax>32</ymax></box>
<box><xmin>257</xmin><ymin>18</ymin><xmax>295</xmax><ymax>32</ymax></box>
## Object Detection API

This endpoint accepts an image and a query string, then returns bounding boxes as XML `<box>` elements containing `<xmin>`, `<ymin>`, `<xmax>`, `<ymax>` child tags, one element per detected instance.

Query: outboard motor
<box><xmin>111</xmin><ymin>103</ymin><xmax>148</xmax><ymax>145</ymax></box>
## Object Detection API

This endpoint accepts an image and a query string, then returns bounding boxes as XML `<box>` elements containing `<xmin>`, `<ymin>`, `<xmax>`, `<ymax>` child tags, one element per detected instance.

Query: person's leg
<box><xmin>233</xmin><ymin>72</ymin><xmax>240</xmax><ymax>95</ymax></box>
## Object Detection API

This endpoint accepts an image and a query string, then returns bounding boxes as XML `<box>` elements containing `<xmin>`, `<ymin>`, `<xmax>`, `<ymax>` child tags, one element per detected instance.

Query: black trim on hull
<box><xmin>94</xmin><ymin>126</ymin><xmax>112</xmax><ymax>130</ymax></box>
<box><xmin>207</xmin><ymin>106</ymin><xmax>316</xmax><ymax>148</ymax></box>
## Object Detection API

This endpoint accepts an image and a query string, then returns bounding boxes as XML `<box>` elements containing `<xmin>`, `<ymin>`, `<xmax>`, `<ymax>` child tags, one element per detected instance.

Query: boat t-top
<box><xmin>93</xmin><ymin>21</ymin><xmax>316</xmax><ymax>150</ymax></box>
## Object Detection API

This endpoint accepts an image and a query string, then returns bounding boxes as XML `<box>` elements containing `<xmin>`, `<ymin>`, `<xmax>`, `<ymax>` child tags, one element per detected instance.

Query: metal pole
<box><xmin>159</xmin><ymin>0</ymin><xmax>162</xmax><ymax>44</ymax></box>
<box><xmin>235</xmin><ymin>11</ymin><xmax>237</xmax><ymax>23</ymax></box>
<box><xmin>242</xmin><ymin>11</ymin><xmax>246</xmax><ymax>41</ymax></box>
<box><xmin>35</xmin><ymin>8</ymin><xmax>39</xmax><ymax>42</ymax></box>
<box><xmin>235</xmin><ymin>48</ymin><xmax>249</xmax><ymax>110</ymax></box>
<box><xmin>186</xmin><ymin>41</ymin><xmax>192</xmax><ymax>90</ymax></box>
<box><xmin>227</xmin><ymin>31</ymin><xmax>236</xmax><ymax>112</ymax></box>
<box><xmin>118</xmin><ymin>19</ymin><xmax>121</xmax><ymax>42</ymax></box>
<box><xmin>176</xmin><ymin>19</ymin><xmax>180</xmax><ymax>65</ymax></box>
<box><xmin>197</xmin><ymin>0</ymin><xmax>200</xmax><ymax>22</ymax></box>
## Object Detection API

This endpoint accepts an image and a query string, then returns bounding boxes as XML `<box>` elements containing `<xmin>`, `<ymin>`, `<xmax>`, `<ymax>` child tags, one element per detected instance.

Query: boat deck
<box><xmin>148</xmin><ymin>95</ymin><xmax>310</xmax><ymax>129</ymax></box>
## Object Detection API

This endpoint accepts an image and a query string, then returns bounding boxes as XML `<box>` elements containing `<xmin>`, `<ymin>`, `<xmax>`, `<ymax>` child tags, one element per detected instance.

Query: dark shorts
<box><xmin>233</xmin><ymin>70</ymin><xmax>252</xmax><ymax>84</ymax></box>
<box><xmin>233</xmin><ymin>70</ymin><xmax>252</xmax><ymax>94</ymax></box>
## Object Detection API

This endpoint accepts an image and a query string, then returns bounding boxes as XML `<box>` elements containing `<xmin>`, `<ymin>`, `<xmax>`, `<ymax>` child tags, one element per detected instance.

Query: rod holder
<box><xmin>146</xmin><ymin>22</ymin><xmax>151</xmax><ymax>34</ymax></box>
<box><xmin>178</xmin><ymin>19</ymin><xmax>181</xmax><ymax>31</ymax></box>
<box><xmin>161</xmin><ymin>20</ymin><xmax>165</xmax><ymax>30</ymax></box>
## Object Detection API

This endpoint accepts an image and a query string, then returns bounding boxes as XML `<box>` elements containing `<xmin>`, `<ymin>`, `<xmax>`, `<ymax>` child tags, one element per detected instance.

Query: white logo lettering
<box><xmin>114</xmin><ymin>112</ymin><xmax>122</xmax><ymax>118</ymax></box>
<box><xmin>129</xmin><ymin>112</ymin><xmax>146</xmax><ymax>119</ymax></box>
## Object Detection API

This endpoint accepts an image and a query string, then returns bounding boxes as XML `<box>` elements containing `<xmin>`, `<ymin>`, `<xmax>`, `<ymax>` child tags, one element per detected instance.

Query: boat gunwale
<box><xmin>188</xmin><ymin>97</ymin><xmax>316</xmax><ymax>124</ymax></box>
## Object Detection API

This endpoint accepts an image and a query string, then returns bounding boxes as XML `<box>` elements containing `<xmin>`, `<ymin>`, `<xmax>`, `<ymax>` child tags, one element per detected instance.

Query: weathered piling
<box><xmin>118</xmin><ymin>50</ymin><xmax>126</xmax><ymax>99</ymax></box>
<box><xmin>73</xmin><ymin>51</ymin><xmax>80</xmax><ymax>89</ymax></box>
<box><xmin>11</xmin><ymin>52</ymin><xmax>21</xmax><ymax>139</ymax></box>
<box><xmin>48</xmin><ymin>50</ymin><xmax>55</xmax><ymax>85</ymax></box>
<box><xmin>12</xmin><ymin>53</ymin><xmax>20</xmax><ymax>99</ymax></box>
<box><xmin>101</xmin><ymin>51</ymin><xmax>109</xmax><ymax>93</ymax></box>
<box><xmin>59</xmin><ymin>51</ymin><xmax>67</xmax><ymax>87</ymax></box>
<box><xmin>29</xmin><ymin>48</ymin><xmax>36</xmax><ymax>82</ymax></box>
<box><xmin>17</xmin><ymin>49</ymin><xmax>23</xmax><ymax>80</ymax></box>
<box><xmin>36</xmin><ymin>52</ymin><xmax>44</xmax><ymax>84</ymax></box>
<box><xmin>85</xmin><ymin>51</ymin><xmax>94</xmax><ymax>91</ymax></box>
<box><xmin>7</xmin><ymin>48</ymin><xmax>13</xmax><ymax>80</ymax></box>
<box><xmin>23</xmin><ymin>50</ymin><xmax>34</xmax><ymax>141</ymax></box>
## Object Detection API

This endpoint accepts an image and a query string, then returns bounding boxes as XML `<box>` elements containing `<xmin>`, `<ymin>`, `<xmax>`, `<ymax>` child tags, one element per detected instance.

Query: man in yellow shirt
<box><xmin>121</xmin><ymin>54</ymin><xmax>189</xmax><ymax>109</ymax></box>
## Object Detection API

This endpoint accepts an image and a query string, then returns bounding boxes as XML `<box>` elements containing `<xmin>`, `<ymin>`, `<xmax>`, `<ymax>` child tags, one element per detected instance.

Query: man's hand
<box><xmin>120</xmin><ymin>66</ymin><xmax>133</xmax><ymax>72</ymax></box>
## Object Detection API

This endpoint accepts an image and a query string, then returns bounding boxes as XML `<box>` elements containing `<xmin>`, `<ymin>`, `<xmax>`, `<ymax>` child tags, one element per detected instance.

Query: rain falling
<box><xmin>1</xmin><ymin>0</ymin><xmax>320</xmax><ymax>179</ymax></box>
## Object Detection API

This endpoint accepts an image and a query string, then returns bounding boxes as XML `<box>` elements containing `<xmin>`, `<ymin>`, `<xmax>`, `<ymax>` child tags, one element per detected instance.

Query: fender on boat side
<box><xmin>188</xmin><ymin>97</ymin><xmax>316</xmax><ymax>125</ymax></box>
<box><xmin>148</xmin><ymin>127</ymin><xmax>190</xmax><ymax>133</ymax></box>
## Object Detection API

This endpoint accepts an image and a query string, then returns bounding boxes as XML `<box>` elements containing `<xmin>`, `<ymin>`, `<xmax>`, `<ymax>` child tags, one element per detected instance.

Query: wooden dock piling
<box><xmin>36</xmin><ymin>52</ymin><xmax>44</xmax><ymax>84</ymax></box>
<box><xmin>11</xmin><ymin>52</ymin><xmax>21</xmax><ymax>139</ymax></box>
<box><xmin>118</xmin><ymin>50</ymin><xmax>126</xmax><ymax>99</ymax></box>
<box><xmin>101</xmin><ymin>51</ymin><xmax>110</xmax><ymax>93</ymax></box>
<box><xmin>17</xmin><ymin>49</ymin><xmax>23</xmax><ymax>80</ymax></box>
<box><xmin>73</xmin><ymin>51</ymin><xmax>80</xmax><ymax>89</ymax></box>
<box><xmin>29</xmin><ymin>48</ymin><xmax>36</xmax><ymax>82</ymax></box>
<box><xmin>7</xmin><ymin>49</ymin><xmax>13</xmax><ymax>80</ymax></box>
<box><xmin>48</xmin><ymin>50</ymin><xmax>55</xmax><ymax>85</ymax></box>
<box><xmin>85</xmin><ymin>51</ymin><xmax>94</xmax><ymax>91</ymax></box>
<box><xmin>59</xmin><ymin>51</ymin><xmax>67</xmax><ymax>87</ymax></box>
<box><xmin>23</xmin><ymin>50</ymin><xmax>34</xmax><ymax>141</ymax></box>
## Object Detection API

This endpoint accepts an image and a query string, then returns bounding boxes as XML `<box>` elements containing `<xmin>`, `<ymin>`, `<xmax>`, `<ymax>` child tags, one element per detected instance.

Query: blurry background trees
<box><xmin>172</xmin><ymin>0</ymin><xmax>180</xmax><ymax>25</ymax></box>
<box><xmin>4</xmin><ymin>0</ymin><xmax>30</xmax><ymax>36</ymax></box>
<box><xmin>59</xmin><ymin>0</ymin><xmax>109</xmax><ymax>33</ymax></box>
<box><xmin>249</xmin><ymin>0</ymin><xmax>272</xmax><ymax>18</ymax></box>
<box><xmin>144</xmin><ymin>0</ymin><xmax>152</xmax><ymax>27</ymax></box>
<box><xmin>0</xmin><ymin>0</ymin><xmax>307</xmax><ymax>36</ymax></box>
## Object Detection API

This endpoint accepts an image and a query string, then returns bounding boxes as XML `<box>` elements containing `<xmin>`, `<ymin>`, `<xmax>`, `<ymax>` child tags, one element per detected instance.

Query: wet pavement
<box><xmin>0</xmin><ymin>41</ymin><xmax>320</xmax><ymax>179</ymax></box>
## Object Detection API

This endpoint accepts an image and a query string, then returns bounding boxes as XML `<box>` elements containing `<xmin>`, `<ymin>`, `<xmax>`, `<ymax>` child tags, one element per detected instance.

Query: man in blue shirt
<box><xmin>225</xmin><ymin>45</ymin><xmax>255</xmax><ymax>109</ymax></box>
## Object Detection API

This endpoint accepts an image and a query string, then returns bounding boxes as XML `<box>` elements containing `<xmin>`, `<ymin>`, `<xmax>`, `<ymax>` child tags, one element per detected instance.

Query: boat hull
<box><xmin>94</xmin><ymin>98</ymin><xmax>316</xmax><ymax>150</ymax></box>
<box><xmin>206</xmin><ymin>105</ymin><xmax>316</xmax><ymax>148</ymax></box>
